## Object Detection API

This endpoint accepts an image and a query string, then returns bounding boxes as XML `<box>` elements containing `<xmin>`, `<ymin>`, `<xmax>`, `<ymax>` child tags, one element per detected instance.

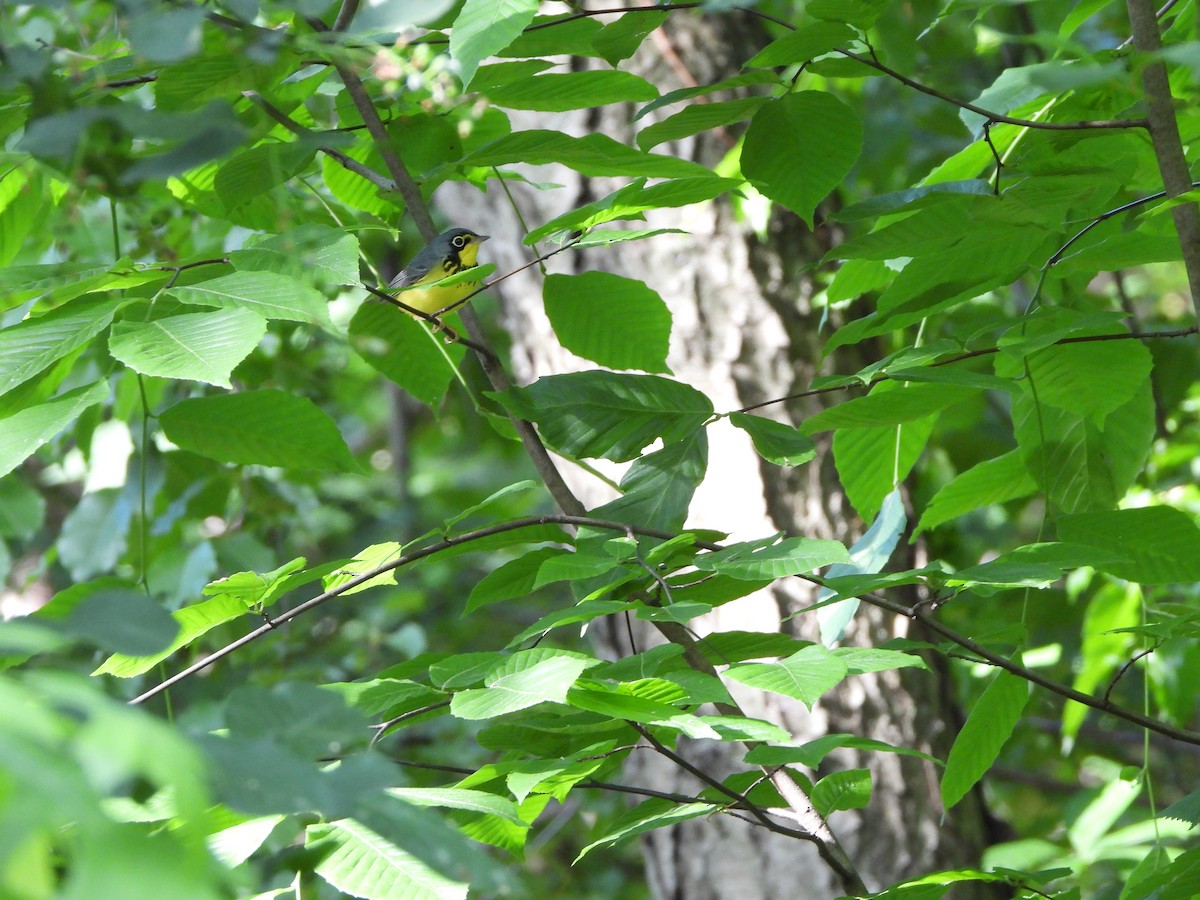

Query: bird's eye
<box><xmin>452</xmin><ymin>234</ymin><xmax>468</xmax><ymax>248</ymax></box>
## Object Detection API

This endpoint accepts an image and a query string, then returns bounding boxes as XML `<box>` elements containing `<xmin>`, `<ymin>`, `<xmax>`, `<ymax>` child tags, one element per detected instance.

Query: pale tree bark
<box><xmin>440</xmin><ymin>9</ymin><xmax>1000</xmax><ymax>897</ymax></box>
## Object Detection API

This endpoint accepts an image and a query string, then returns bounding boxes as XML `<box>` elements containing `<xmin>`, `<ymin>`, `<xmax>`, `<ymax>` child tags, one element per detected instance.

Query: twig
<box><xmin>630</xmin><ymin>723</ymin><xmax>866</xmax><ymax>894</ymax></box>
<box><xmin>421</xmin><ymin>3</ymin><xmax>1146</xmax><ymax>132</ymax></box>
<box><xmin>733</xmin><ymin>325</ymin><xmax>1198</xmax><ymax>414</ymax></box>
<box><xmin>1102</xmin><ymin>645</ymin><xmax>1159</xmax><ymax>703</ymax></box>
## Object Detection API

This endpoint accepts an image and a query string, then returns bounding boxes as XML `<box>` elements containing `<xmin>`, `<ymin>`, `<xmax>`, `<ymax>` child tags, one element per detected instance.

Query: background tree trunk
<box><xmin>443</xmin><ymin>9</ymin><xmax>999</xmax><ymax>896</ymax></box>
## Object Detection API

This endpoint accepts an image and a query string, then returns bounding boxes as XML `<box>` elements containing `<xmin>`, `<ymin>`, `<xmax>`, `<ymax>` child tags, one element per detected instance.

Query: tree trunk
<box><xmin>441</xmin><ymin>9</ymin><xmax>998</xmax><ymax>897</ymax></box>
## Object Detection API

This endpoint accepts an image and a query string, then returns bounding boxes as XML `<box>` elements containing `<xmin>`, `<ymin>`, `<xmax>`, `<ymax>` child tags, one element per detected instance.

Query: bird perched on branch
<box><xmin>388</xmin><ymin>227</ymin><xmax>490</xmax><ymax>317</ymax></box>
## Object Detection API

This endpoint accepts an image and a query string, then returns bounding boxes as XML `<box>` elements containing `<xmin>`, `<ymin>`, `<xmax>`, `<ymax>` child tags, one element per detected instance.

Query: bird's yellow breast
<box><xmin>399</xmin><ymin>243</ymin><xmax>483</xmax><ymax>315</ymax></box>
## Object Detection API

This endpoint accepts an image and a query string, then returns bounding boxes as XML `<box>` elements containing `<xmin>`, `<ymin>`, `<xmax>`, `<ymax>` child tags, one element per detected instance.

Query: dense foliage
<box><xmin>2</xmin><ymin>0</ymin><xmax>1200</xmax><ymax>897</ymax></box>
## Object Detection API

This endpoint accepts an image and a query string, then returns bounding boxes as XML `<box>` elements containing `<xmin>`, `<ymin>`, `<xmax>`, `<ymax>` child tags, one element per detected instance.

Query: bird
<box><xmin>387</xmin><ymin>227</ymin><xmax>490</xmax><ymax>317</ymax></box>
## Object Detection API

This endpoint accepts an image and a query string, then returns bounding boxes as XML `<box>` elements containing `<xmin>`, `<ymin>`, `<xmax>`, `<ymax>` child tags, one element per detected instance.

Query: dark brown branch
<box><xmin>1125</xmin><ymin>0</ymin><xmax>1200</xmax><ymax>312</ymax></box>
<box><xmin>418</xmin><ymin>3</ymin><xmax>1144</xmax><ymax>132</ymax></box>
<box><xmin>1103</xmin><ymin>645</ymin><xmax>1158</xmax><ymax>703</ymax></box>
<box><xmin>244</xmin><ymin>91</ymin><xmax>398</xmax><ymax>194</ymax></box>
<box><xmin>733</xmin><ymin>326</ymin><xmax>1199</xmax><ymax>414</ymax></box>
<box><xmin>630</xmin><ymin>723</ymin><xmax>866</xmax><ymax>894</ymax></box>
<box><xmin>127</xmin><ymin>514</ymin><xmax>1200</xmax><ymax>743</ymax></box>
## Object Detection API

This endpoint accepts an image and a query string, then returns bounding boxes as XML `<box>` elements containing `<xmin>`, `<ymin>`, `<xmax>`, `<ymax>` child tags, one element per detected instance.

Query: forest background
<box><xmin>2</xmin><ymin>0</ymin><xmax>1200</xmax><ymax>898</ymax></box>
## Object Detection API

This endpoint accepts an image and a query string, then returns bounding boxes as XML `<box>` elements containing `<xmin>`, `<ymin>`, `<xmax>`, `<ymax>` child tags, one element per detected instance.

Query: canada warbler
<box><xmin>388</xmin><ymin>227</ymin><xmax>490</xmax><ymax>316</ymax></box>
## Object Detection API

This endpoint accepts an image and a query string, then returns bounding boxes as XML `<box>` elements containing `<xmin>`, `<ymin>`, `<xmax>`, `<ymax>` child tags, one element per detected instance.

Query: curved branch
<box><xmin>127</xmin><ymin>514</ymin><xmax>1200</xmax><ymax>749</ymax></box>
<box><xmin>733</xmin><ymin>325</ymin><xmax>1198</xmax><ymax>414</ymax></box>
<box><xmin>413</xmin><ymin>3</ymin><xmax>1145</xmax><ymax>133</ymax></box>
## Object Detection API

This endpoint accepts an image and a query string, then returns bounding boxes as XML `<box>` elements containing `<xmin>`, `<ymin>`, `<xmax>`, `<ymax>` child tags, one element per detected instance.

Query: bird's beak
<box><xmin>477</xmin><ymin>234</ymin><xmax>491</xmax><ymax>243</ymax></box>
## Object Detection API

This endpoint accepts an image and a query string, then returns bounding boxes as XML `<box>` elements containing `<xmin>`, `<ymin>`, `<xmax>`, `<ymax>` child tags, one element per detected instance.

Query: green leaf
<box><xmin>591</xmin><ymin>10</ymin><xmax>669</xmax><ymax>65</ymax></box>
<box><xmin>526</xmin><ymin>176</ymin><xmax>741</xmax><ymax>243</ymax></box>
<box><xmin>916</xmin><ymin>450</ymin><xmax>1037</xmax><ymax>535</ymax></box>
<box><xmin>349</xmin><ymin>301</ymin><xmax>466</xmax><ymax>407</ymax></box>
<box><xmin>825</xmin><ymin>227</ymin><xmax>1048</xmax><ymax>352</ymax></box>
<box><xmin>534</xmin><ymin>550</ymin><xmax>622</xmax><ymax>589</ymax></box>
<box><xmin>811</xmin><ymin>768</ymin><xmax>872</xmax><ymax>817</ymax></box>
<box><xmin>127</xmin><ymin>7</ymin><xmax>204</xmax><ymax>62</ymax></box>
<box><xmin>308</xmin><ymin>818</ymin><xmax>469</xmax><ymax>900</ymax></box>
<box><xmin>170</xmin><ymin>270</ymin><xmax>330</xmax><ymax>325</ymax></box>
<box><xmin>941</xmin><ymin>670</ymin><xmax>1029</xmax><ymax>809</ymax></box>
<box><xmin>1016</xmin><ymin>338</ymin><xmax>1154</xmax><ymax>426</ymax></box>
<box><xmin>730</xmin><ymin>412</ymin><xmax>816</xmax><ymax>467</ymax></box>
<box><xmin>347</xmin><ymin>0</ymin><xmax>455</xmax><ymax>32</ymax></box>
<box><xmin>631</xmin><ymin>70</ymin><xmax>779</xmax><ymax>122</ymax></box>
<box><xmin>725</xmin><ymin>644</ymin><xmax>849</xmax><ymax>707</ymax></box>
<box><xmin>159</xmin><ymin>390</ymin><xmax>359</xmax><ymax>473</ymax></box>
<box><xmin>450</xmin><ymin>653</ymin><xmax>595</xmax><ymax>719</ymax></box>
<box><xmin>833</xmin><ymin>180</ymin><xmax>994</xmax><ymax>222</ymax></box>
<box><xmin>572</xmin><ymin>228</ymin><xmax>688</xmax><ymax>248</ymax></box>
<box><xmin>466</xmin><ymin>547</ymin><xmax>565</xmax><ymax>613</ymax></box>
<box><xmin>388</xmin><ymin>787</ymin><xmax>523</xmax><ymax>824</ymax></box>
<box><xmin>451</xmin><ymin>0</ymin><xmax>541</xmax><ymax>88</ymax></box>
<box><xmin>745</xmin><ymin>20</ymin><xmax>855</xmax><ymax>67</ymax></box>
<box><xmin>507</xmin><ymin>599</ymin><xmax>635</xmax><ymax>647</ymax></box>
<box><xmin>636</xmin><ymin>97</ymin><xmax>768</xmax><ymax>151</ymax></box>
<box><xmin>487</xmin><ymin>71</ymin><xmax>657</xmax><ymax>112</ymax></box>
<box><xmin>576</xmin><ymin>798</ymin><xmax>713</xmax><ymax>861</ymax></box>
<box><xmin>108</xmin><ymin>309</ymin><xmax>266</xmax><ymax>388</ymax></box>
<box><xmin>464</xmin><ymin>130</ymin><xmax>710</xmax><ymax>178</ymax></box>
<box><xmin>0</xmin><ymin>475</ymin><xmax>45</xmax><ymax>539</ymax></box>
<box><xmin>744</xmin><ymin>733</ymin><xmax>941</xmax><ymax>768</ymax></box>
<box><xmin>230</xmin><ymin>225</ymin><xmax>360</xmax><ymax>288</ymax></box>
<box><xmin>492</xmin><ymin>371</ymin><xmax>713</xmax><ymax>462</ymax></box>
<box><xmin>694</xmin><ymin>630</ymin><xmax>808</xmax><ymax>664</ymax></box>
<box><xmin>0</xmin><ymin>297</ymin><xmax>119</xmax><ymax>397</ymax></box>
<box><xmin>565</xmin><ymin>682</ymin><xmax>709</xmax><ymax>736</ymax></box>
<box><xmin>1014</xmin><ymin>377</ymin><xmax>1153</xmax><ymax>514</ymax></box>
<box><xmin>949</xmin><ymin>542</ymin><xmax>1126</xmax><ymax>589</ymax></box>
<box><xmin>696</xmin><ymin>536</ymin><xmax>849</xmax><ymax>580</ymax></box>
<box><xmin>543</xmin><ymin>272</ymin><xmax>671</xmax><ymax>373</ymax></box>
<box><xmin>61</xmin><ymin>589</ymin><xmax>179</xmax><ymax>656</ymax></box>
<box><xmin>832</xmin><ymin>414</ymin><xmax>935</xmax><ymax>520</ymax></box>
<box><xmin>803</xmin><ymin>382</ymin><xmax>978</xmax><ymax>433</ymax></box>
<box><xmin>742</xmin><ymin>92</ymin><xmax>862</xmax><ymax>227</ymax></box>
<box><xmin>835</xmin><ymin>647</ymin><xmax>927</xmax><ymax>674</ymax></box>
<box><xmin>833</xmin><ymin>200</ymin><xmax>980</xmax><ymax>261</ymax></box>
<box><xmin>94</xmin><ymin>590</ymin><xmax>252</xmax><ymax>677</ymax></box>
<box><xmin>499</xmin><ymin>15</ymin><xmax>603</xmax><ymax>58</ymax></box>
<box><xmin>591</xmin><ymin>430</ymin><xmax>708</xmax><ymax>532</ymax></box>
<box><xmin>0</xmin><ymin>381</ymin><xmax>109</xmax><ymax>479</ymax></box>
<box><xmin>807</xmin><ymin>0</ymin><xmax>889</xmax><ymax>27</ymax></box>
<box><xmin>1063</xmin><ymin>580</ymin><xmax>1139</xmax><ymax>745</ymax></box>
<box><xmin>1058</xmin><ymin>506</ymin><xmax>1200</xmax><ymax>584</ymax></box>
<box><xmin>213</xmin><ymin>142</ymin><xmax>315</xmax><ymax>210</ymax></box>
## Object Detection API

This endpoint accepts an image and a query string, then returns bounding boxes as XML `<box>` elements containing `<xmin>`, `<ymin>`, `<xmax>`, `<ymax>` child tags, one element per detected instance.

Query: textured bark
<box><xmin>440</xmin><ymin>9</ymin><xmax>998</xmax><ymax>897</ymax></box>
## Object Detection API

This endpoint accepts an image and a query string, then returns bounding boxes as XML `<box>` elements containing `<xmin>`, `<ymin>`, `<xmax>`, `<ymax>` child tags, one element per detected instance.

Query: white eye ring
<box><xmin>452</xmin><ymin>234</ymin><xmax>468</xmax><ymax>248</ymax></box>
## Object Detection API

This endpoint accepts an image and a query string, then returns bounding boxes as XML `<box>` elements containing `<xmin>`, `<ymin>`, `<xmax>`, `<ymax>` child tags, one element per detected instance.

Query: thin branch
<box><xmin>432</xmin><ymin>238</ymin><xmax>582</xmax><ymax>317</ymax></box>
<box><xmin>733</xmin><ymin>325</ymin><xmax>1198</xmax><ymax>414</ymax></box>
<box><xmin>371</xmin><ymin>700</ymin><xmax>451</xmax><ymax>743</ymax></box>
<box><xmin>858</xmin><ymin>590</ymin><xmax>1200</xmax><ymax>746</ymax></box>
<box><xmin>128</xmin><ymin>513</ymin><xmax>1200</xmax><ymax>746</ymax></box>
<box><xmin>420</xmin><ymin>3</ymin><xmax>1145</xmax><ymax>132</ymax></box>
<box><xmin>243</xmin><ymin>90</ymin><xmax>399</xmax><ymax>194</ymax></box>
<box><xmin>1042</xmin><ymin>185</ymin><xmax>1200</xmax><ymax>268</ymax></box>
<box><xmin>1124</xmin><ymin>0</ymin><xmax>1200</xmax><ymax>312</ymax></box>
<box><xmin>630</xmin><ymin>723</ymin><xmax>866</xmax><ymax>894</ymax></box>
<box><xmin>834</xmin><ymin>47</ymin><xmax>1146</xmax><ymax>132</ymax></box>
<box><xmin>1103</xmin><ymin>645</ymin><xmax>1159</xmax><ymax>704</ymax></box>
